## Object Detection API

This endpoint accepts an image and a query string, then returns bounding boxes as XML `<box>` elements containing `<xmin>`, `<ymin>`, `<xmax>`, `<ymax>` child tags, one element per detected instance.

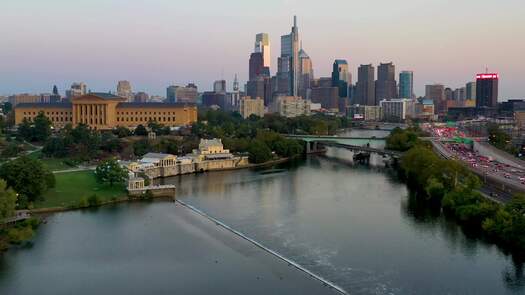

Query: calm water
<box><xmin>1</xmin><ymin>129</ymin><xmax>524</xmax><ymax>294</ymax></box>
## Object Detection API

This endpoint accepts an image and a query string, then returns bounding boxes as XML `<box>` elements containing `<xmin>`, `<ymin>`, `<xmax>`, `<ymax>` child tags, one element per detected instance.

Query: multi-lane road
<box><xmin>426</xmin><ymin>125</ymin><xmax>523</xmax><ymax>202</ymax></box>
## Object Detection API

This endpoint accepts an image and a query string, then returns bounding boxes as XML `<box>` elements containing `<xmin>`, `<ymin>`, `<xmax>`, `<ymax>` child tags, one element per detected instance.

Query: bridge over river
<box><xmin>284</xmin><ymin>134</ymin><xmax>386</xmax><ymax>148</ymax></box>
<box><xmin>284</xmin><ymin>134</ymin><xmax>401</xmax><ymax>159</ymax></box>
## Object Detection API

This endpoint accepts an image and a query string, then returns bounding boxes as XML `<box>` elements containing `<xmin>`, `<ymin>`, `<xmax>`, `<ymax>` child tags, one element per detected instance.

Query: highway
<box><xmin>428</xmin><ymin>126</ymin><xmax>524</xmax><ymax>202</ymax></box>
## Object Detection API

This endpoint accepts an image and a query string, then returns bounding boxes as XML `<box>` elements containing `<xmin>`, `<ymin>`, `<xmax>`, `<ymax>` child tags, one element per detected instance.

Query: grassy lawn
<box><xmin>28</xmin><ymin>151</ymin><xmax>77</xmax><ymax>172</ymax></box>
<box><xmin>37</xmin><ymin>171</ymin><xmax>127</xmax><ymax>208</ymax></box>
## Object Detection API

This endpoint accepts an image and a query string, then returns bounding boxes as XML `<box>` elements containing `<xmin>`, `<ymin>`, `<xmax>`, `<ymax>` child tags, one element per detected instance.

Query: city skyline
<box><xmin>1</xmin><ymin>0</ymin><xmax>524</xmax><ymax>99</ymax></box>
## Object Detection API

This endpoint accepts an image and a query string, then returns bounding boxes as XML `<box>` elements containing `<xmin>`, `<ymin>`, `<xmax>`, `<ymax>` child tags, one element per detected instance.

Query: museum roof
<box><xmin>16</xmin><ymin>103</ymin><xmax>72</xmax><ymax>109</ymax></box>
<box><xmin>117</xmin><ymin>102</ymin><xmax>196</xmax><ymax>108</ymax></box>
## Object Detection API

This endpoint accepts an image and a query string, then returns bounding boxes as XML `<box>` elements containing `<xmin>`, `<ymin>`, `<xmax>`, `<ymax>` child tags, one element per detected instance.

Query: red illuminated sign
<box><xmin>476</xmin><ymin>73</ymin><xmax>499</xmax><ymax>79</ymax></box>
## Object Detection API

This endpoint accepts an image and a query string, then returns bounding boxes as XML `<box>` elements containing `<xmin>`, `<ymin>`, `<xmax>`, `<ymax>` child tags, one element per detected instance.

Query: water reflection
<box><xmin>401</xmin><ymin>184</ymin><xmax>525</xmax><ymax>292</ymax></box>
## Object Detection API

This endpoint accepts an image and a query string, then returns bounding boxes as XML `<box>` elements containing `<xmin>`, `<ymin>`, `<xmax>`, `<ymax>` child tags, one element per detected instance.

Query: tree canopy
<box><xmin>0</xmin><ymin>179</ymin><xmax>17</xmax><ymax>220</ymax></box>
<box><xmin>94</xmin><ymin>158</ymin><xmax>128</xmax><ymax>187</ymax></box>
<box><xmin>0</xmin><ymin>156</ymin><xmax>55</xmax><ymax>204</ymax></box>
<box><xmin>17</xmin><ymin>112</ymin><xmax>52</xmax><ymax>142</ymax></box>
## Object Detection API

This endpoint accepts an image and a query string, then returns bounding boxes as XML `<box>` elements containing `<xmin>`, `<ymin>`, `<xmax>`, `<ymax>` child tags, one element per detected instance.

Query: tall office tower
<box><xmin>399</xmin><ymin>71</ymin><xmax>414</xmax><ymax>98</ymax></box>
<box><xmin>166</xmin><ymin>84</ymin><xmax>198</xmax><ymax>103</ymax></box>
<box><xmin>134</xmin><ymin>92</ymin><xmax>149</xmax><ymax>103</ymax></box>
<box><xmin>166</xmin><ymin>85</ymin><xmax>177</xmax><ymax>102</ymax></box>
<box><xmin>50</xmin><ymin>85</ymin><xmax>61</xmax><ymax>103</ymax></box>
<box><xmin>425</xmin><ymin>84</ymin><xmax>445</xmax><ymax>114</ymax></box>
<box><xmin>213</xmin><ymin>80</ymin><xmax>227</xmax><ymax>93</ymax></box>
<box><xmin>231</xmin><ymin>75</ymin><xmax>241</xmax><ymax>108</ymax></box>
<box><xmin>355</xmin><ymin>64</ymin><xmax>376</xmax><ymax>105</ymax></box>
<box><xmin>278</xmin><ymin>16</ymin><xmax>300</xmax><ymax>96</ymax></box>
<box><xmin>310</xmin><ymin>78</ymin><xmax>339</xmax><ymax>111</ymax></box>
<box><xmin>476</xmin><ymin>73</ymin><xmax>499</xmax><ymax>108</ymax></box>
<box><xmin>445</xmin><ymin>88</ymin><xmax>454</xmax><ymax>100</ymax></box>
<box><xmin>117</xmin><ymin>80</ymin><xmax>133</xmax><ymax>101</ymax></box>
<box><xmin>331</xmin><ymin>59</ymin><xmax>350</xmax><ymax>98</ymax></box>
<box><xmin>452</xmin><ymin>87</ymin><xmax>466</xmax><ymax>101</ymax></box>
<box><xmin>249</xmin><ymin>52</ymin><xmax>270</xmax><ymax>80</ymax></box>
<box><xmin>255</xmin><ymin>33</ymin><xmax>271</xmax><ymax>69</ymax></box>
<box><xmin>375</xmin><ymin>62</ymin><xmax>397</xmax><ymax>102</ymax></box>
<box><xmin>466</xmin><ymin>82</ymin><xmax>476</xmax><ymax>100</ymax></box>
<box><xmin>65</xmin><ymin>82</ymin><xmax>87</xmax><ymax>100</ymax></box>
<box><xmin>298</xmin><ymin>45</ymin><xmax>313</xmax><ymax>99</ymax></box>
<box><xmin>247</xmin><ymin>77</ymin><xmax>272</xmax><ymax>106</ymax></box>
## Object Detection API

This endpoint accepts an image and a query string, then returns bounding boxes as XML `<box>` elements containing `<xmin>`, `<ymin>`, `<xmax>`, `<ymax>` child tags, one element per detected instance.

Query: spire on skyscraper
<box><xmin>233</xmin><ymin>74</ymin><xmax>239</xmax><ymax>91</ymax></box>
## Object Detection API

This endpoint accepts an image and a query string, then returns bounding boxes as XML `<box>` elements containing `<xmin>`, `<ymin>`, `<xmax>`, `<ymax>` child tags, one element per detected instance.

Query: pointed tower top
<box><xmin>294</xmin><ymin>15</ymin><xmax>297</xmax><ymax>27</ymax></box>
<box><xmin>233</xmin><ymin>74</ymin><xmax>239</xmax><ymax>91</ymax></box>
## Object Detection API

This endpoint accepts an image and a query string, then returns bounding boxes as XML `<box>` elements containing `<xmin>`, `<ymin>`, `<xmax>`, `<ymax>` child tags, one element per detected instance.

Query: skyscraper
<box><xmin>50</xmin><ymin>85</ymin><xmax>61</xmax><ymax>103</ymax></box>
<box><xmin>331</xmin><ymin>59</ymin><xmax>350</xmax><ymax>98</ymax></box>
<box><xmin>399</xmin><ymin>71</ymin><xmax>414</xmax><ymax>98</ymax></box>
<box><xmin>249</xmin><ymin>52</ymin><xmax>265</xmax><ymax>81</ymax></box>
<box><xmin>65</xmin><ymin>82</ymin><xmax>87</xmax><ymax>100</ymax></box>
<box><xmin>298</xmin><ymin>44</ymin><xmax>313</xmax><ymax>99</ymax></box>
<box><xmin>476</xmin><ymin>73</ymin><xmax>499</xmax><ymax>108</ymax></box>
<box><xmin>213</xmin><ymin>80</ymin><xmax>227</xmax><ymax>93</ymax></box>
<box><xmin>166</xmin><ymin>84</ymin><xmax>198</xmax><ymax>103</ymax></box>
<box><xmin>255</xmin><ymin>33</ymin><xmax>270</xmax><ymax>69</ymax></box>
<box><xmin>355</xmin><ymin>64</ymin><xmax>375</xmax><ymax>105</ymax></box>
<box><xmin>134</xmin><ymin>92</ymin><xmax>149</xmax><ymax>103</ymax></box>
<box><xmin>466</xmin><ymin>82</ymin><xmax>476</xmax><ymax>100</ymax></box>
<box><xmin>425</xmin><ymin>84</ymin><xmax>445</xmax><ymax>114</ymax></box>
<box><xmin>117</xmin><ymin>80</ymin><xmax>133</xmax><ymax>101</ymax></box>
<box><xmin>375</xmin><ymin>62</ymin><xmax>397</xmax><ymax>102</ymax></box>
<box><xmin>278</xmin><ymin>16</ymin><xmax>300</xmax><ymax>96</ymax></box>
<box><xmin>231</xmin><ymin>75</ymin><xmax>241</xmax><ymax>108</ymax></box>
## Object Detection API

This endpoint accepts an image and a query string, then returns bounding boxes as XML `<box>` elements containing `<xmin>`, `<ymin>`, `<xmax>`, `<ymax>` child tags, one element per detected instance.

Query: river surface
<box><xmin>1</xmin><ymin>129</ymin><xmax>524</xmax><ymax>294</ymax></box>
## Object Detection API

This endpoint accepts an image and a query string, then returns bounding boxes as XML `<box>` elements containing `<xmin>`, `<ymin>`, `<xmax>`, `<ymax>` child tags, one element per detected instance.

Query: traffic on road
<box><xmin>424</xmin><ymin>124</ymin><xmax>525</xmax><ymax>201</ymax></box>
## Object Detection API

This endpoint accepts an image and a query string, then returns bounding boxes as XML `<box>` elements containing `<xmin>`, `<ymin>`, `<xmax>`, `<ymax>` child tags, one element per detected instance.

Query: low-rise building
<box><xmin>14</xmin><ymin>92</ymin><xmax>197</xmax><ymax>129</ymax></box>
<box><xmin>270</xmin><ymin>96</ymin><xmax>311</xmax><ymax>118</ymax></box>
<box><xmin>8</xmin><ymin>94</ymin><xmax>41</xmax><ymax>107</ymax></box>
<box><xmin>126</xmin><ymin>138</ymin><xmax>249</xmax><ymax>179</ymax></box>
<box><xmin>380</xmin><ymin>98</ymin><xmax>416</xmax><ymax>122</ymax></box>
<box><xmin>347</xmin><ymin>105</ymin><xmax>382</xmax><ymax>121</ymax></box>
<box><xmin>415</xmin><ymin>99</ymin><xmax>436</xmax><ymax>121</ymax></box>
<box><xmin>239</xmin><ymin>96</ymin><xmax>264</xmax><ymax>118</ymax></box>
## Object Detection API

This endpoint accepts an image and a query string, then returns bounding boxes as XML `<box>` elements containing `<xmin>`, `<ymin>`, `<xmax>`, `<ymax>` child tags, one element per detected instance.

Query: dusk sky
<box><xmin>1</xmin><ymin>0</ymin><xmax>524</xmax><ymax>99</ymax></box>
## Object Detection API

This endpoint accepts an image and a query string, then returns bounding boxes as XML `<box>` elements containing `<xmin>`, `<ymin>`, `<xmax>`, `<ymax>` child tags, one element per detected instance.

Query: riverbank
<box><xmin>30</xmin><ymin>157</ymin><xmax>293</xmax><ymax>214</ymax></box>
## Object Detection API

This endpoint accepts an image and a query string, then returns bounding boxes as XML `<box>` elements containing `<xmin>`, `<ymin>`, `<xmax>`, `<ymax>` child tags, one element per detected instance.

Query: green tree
<box><xmin>42</xmin><ymin>137</ymin><xmax>68</xmax><ymax>157</ymax></box>
<box><xmin>134</xmin><ymin>124</ymin><xmax>148</xmax><ymax>136</ymax></box>
<box><xmin>425</xmin><ymin>177</ymin><xmax>446</xmax><ymax>202</ymax></box>
<box><xmin>0</xmin><ymin>179</ymin><xmax>17</xmax><ymax>220</ymax></box>
<box><xmin>0</xmin><ymin>156</ymin><xmax>54</xmax><ymax>203</ymax></box>
<box><xmin>1</xmin><ymin>142</ymin><xmax>23</xmax><ymax>158</ymax></box>
<box><xmin>133</xmin><ymin>139</ymin><xmax>151</xmax><ymax>157</ymax></box>
<box><xmin>100</xmin><ymin>133</ymin><xmax>123</xmax><ymax>153</ymax></box>
<box><xmin>18</xmin><ymin>118</ymin><xmax>33</xmax><ymax>141</ymax></box>
<box><xmin>32</xmin><ymin>112</ymin><xmax>52</xmax><ymax>142</ymax></box>
<box><xmin>94</xmin><ymin>158</ymin><xmax>128</xmax><ymax>187</ymax></box>
<box><xmin>87</xmin><ymin>194</ymin><xmax>101</xmax><ymax>207</ymax></box>
<box><xmin>2</xmin><ymin>102</ymin><xmax>13</xmax><ymax>114</ymax></box>
<box><xmin>69</xmin><ymin>124</ymin><xmax>101</xmax><ymax>159</ymax></box>
<box><xmin>113</xmin><ymin>126</ymin><xmax>132</xmax><ymax>138</ymax></box>
<box><xmin>247</xmin><ymin>140</ymin><xmax>272</xmax><ymax>164</ymax></box>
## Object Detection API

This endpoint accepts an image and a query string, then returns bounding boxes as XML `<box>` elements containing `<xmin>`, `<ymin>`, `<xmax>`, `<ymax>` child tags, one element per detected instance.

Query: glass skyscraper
<box><xmin>399</xmin><ymin>71</ymin><xmax>414</xmax><ymax>99</ymax></box>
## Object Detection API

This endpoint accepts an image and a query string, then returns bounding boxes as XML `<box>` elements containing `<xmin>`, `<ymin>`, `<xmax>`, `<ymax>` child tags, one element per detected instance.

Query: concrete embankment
<box><xmin>176</xmin><ymin>199</ymin><xmax>348</xmax><ymax>295</ymax></box>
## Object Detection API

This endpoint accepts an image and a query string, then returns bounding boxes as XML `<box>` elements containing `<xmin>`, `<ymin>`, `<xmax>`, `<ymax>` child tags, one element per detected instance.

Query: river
<box><xmin>1</xmin><ymin>129</ymin><xmax>524</xmax><ymax>294</ymax></box>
